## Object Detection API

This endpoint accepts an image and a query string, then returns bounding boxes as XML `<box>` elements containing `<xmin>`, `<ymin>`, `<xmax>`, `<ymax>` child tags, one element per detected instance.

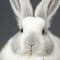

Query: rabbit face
<box><xmin>10</xmin><ymin>0</ymin><xmax>60</xmax><ymax>57</ymax></box>
<box><xmin>16</xmin><ymin>17</ymin><xmax>54</xmax><ymax>56</ymax></box>
<box><xmin>19</xmin><ymin>17</ymin><xmax>45</xmax><ymax>54</ymax></box>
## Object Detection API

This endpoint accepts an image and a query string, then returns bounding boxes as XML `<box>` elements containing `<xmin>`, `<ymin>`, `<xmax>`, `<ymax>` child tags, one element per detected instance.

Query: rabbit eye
<box><xmin>42</xmin><ymin>29</ymin><xmax>47</xmax><ymax>35</ymax></box>
<box><xmin>42</xmin><ymin>29</ymin><xmax>45</xmax><ymax>34</ymax></box>
<box><xmin>20</xmin><ymin>28</ymin><xmax>23</xmax><ymax>33</ymax></box>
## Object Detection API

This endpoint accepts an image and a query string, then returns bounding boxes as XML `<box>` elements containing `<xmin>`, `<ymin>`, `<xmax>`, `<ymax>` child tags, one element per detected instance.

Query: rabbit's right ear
<box><xmin>10</xmin><ymin>0</ymin><xmax>33</xmax><ymax>19</ymax></box>
<box><xmin>10</xmin><ymin>0</ymin><xmax>33</xmax><ymax>28</ymax></box>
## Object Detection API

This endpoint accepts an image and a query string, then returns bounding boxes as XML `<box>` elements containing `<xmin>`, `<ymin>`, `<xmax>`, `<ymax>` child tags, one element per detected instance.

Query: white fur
<box><xmin>35</xmin><ymin>0</ymin><xmax>60</xmax><ymax>30</ymax></box>
<box><xmin>0</xmin><ymin>32</ymin><xmax>60</xmax><ymax>60</ymax></box>
<box><xmin>10</xmin><ymin>0</ymin><xmax>33</xmax><ymax>28</ymax></box>
<box><xmin>0</xmin><ymin>0</ymin><xmax>60</xmax><ymax>60</ymax></box>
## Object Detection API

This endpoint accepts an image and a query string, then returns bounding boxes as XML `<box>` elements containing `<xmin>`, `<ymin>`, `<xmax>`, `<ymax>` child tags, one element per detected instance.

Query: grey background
<box><xmin>0</xmin><ymin>0</ymin><xmax>60</xmax><ymax>50</ymax></box>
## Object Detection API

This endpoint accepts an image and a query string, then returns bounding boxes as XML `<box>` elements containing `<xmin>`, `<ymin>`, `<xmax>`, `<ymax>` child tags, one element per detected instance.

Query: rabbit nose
<box><xmin>28</xmin><ymin>40</ymin><xmax>36</xmax><ymax>47</ymax></box>
<box><xmin>27</xmin><ymin>35</ymin><xmax>38</xmax><ymax>47</ymax></box>
<box><xmin>25</xmin><ymin>33</ymin><xmax>39</xmax><ymax>47</ymax></box>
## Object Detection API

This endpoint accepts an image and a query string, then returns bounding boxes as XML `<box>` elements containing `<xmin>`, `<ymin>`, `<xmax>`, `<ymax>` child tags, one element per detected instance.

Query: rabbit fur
<box><xmin>0</xmin><ymin>0</ymin><xmax>60</xmax><ymax>60</ymax></box>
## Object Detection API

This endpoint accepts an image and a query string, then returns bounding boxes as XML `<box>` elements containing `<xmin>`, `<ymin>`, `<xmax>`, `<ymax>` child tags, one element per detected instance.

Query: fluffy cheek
<box><xmin>11</xmin><ymin>33</ymin><xmax>28</xmax><ymax>55</ymax></box>
<box><xmin>34</xmin><ymin>35</ymin><xmax>54</xmax><ymax>56</ymax></box>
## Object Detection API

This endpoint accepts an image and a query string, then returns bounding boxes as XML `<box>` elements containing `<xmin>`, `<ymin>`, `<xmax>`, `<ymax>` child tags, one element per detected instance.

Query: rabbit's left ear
<box><xmin>35</xmin><ymin>0</ymin><xmax>60</xmax><ymax>19</ymax></box>
<box><xmin>35</xmin><ymin>0</ymin><xmax>60</xmax><ymax>29</ymax></box>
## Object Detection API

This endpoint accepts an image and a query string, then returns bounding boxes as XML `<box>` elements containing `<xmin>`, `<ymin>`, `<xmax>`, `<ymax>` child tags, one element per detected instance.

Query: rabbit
<box><xmin>0</xmin><ymin>0</ymin><xmax>60</xmax><ymax>60</ymax></box>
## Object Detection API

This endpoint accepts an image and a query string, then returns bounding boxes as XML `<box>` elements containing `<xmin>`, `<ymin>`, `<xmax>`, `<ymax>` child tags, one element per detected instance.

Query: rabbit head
<box><xmin>10</xmin><ymin>0</ymin><xmax>60</xmax><ymax>56</ymax></box>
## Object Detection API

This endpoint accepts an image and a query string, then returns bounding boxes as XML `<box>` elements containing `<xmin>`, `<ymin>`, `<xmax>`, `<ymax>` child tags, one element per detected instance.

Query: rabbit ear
<box><xmin>35</xmin><ymin>0</ymin><xmax>60</xmax><ymax>19</ymax></box>
<box><xmin>10</xmin><ymin>0</ymin><xmax>33</xmax><ymax>19</ymax></box>
<box><xmin>10</xmin><ymin>0</ymin><xmax>33</xmax><ymax>28</ymax></box>
<box><xmin>35</xmin><ymin>0</ymin><xmax>60</xmax><ymax>29</ymax></box>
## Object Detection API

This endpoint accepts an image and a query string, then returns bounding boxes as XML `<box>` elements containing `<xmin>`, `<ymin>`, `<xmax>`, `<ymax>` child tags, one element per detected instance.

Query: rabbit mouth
<box><xmin>18</xmin><ymin>46</ymin><xmax>38</xmax><ymax>56</ymax></box>
<box><xmin>20</xmin><ymin>47</ymin><xmax>34</xmax><ymax>55</ymax></box>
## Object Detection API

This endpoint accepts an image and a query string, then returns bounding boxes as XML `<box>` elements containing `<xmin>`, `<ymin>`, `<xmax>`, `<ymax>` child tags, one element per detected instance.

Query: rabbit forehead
<box><xmin>22</xmin><ymin>17</ymin><xmax>45</xmax><ymax>30</ymax></box>
<box><xmin>22</xmin><ymin>17</ymin><xmax>45</xmax><ymax>32</ymax></box>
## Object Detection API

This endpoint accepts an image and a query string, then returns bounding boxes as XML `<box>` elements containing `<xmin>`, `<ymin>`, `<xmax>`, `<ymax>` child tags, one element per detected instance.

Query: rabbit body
<box><xmin>0</xmin><ymin>0</ymin><xmax>60</xmax><ymax>60</ymax></box>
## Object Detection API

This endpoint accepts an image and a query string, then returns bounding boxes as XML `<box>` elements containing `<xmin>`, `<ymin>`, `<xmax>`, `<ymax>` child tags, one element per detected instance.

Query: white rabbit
<box><xmin>0</xmin><ymin>0</ymin><xmax>60</xmax><ymax>60</ymax></box>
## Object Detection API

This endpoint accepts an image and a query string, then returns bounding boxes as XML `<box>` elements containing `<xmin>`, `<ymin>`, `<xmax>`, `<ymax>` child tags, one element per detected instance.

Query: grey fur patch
<box><xmin>11</xmin><ymin>32</ymin><xmax>21</xmax><ymax>54</ymax></box>
<box><xmin>35</xmin><ymin>34</ymin><xmax>54</xmax><ymax>56</ymax></box>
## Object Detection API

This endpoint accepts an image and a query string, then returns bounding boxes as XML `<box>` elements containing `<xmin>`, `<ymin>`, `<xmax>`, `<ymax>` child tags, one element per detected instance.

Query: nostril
<box><xmin>28</xmin><ymin>42</ymin><xmax>36</xmax><ymax>47</ymax></box>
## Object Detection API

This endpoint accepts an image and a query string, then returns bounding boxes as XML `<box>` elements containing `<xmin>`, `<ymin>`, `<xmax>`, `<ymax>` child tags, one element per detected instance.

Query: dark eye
<box><xmin>20</xmin><ymin>28</ymin><xmax>23</xmax><ymax>33</ymax></box>
<box><xmin>42</xmin><ymin>29</ymin><xmax>45</xmax><ymax>34</ymax></box>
